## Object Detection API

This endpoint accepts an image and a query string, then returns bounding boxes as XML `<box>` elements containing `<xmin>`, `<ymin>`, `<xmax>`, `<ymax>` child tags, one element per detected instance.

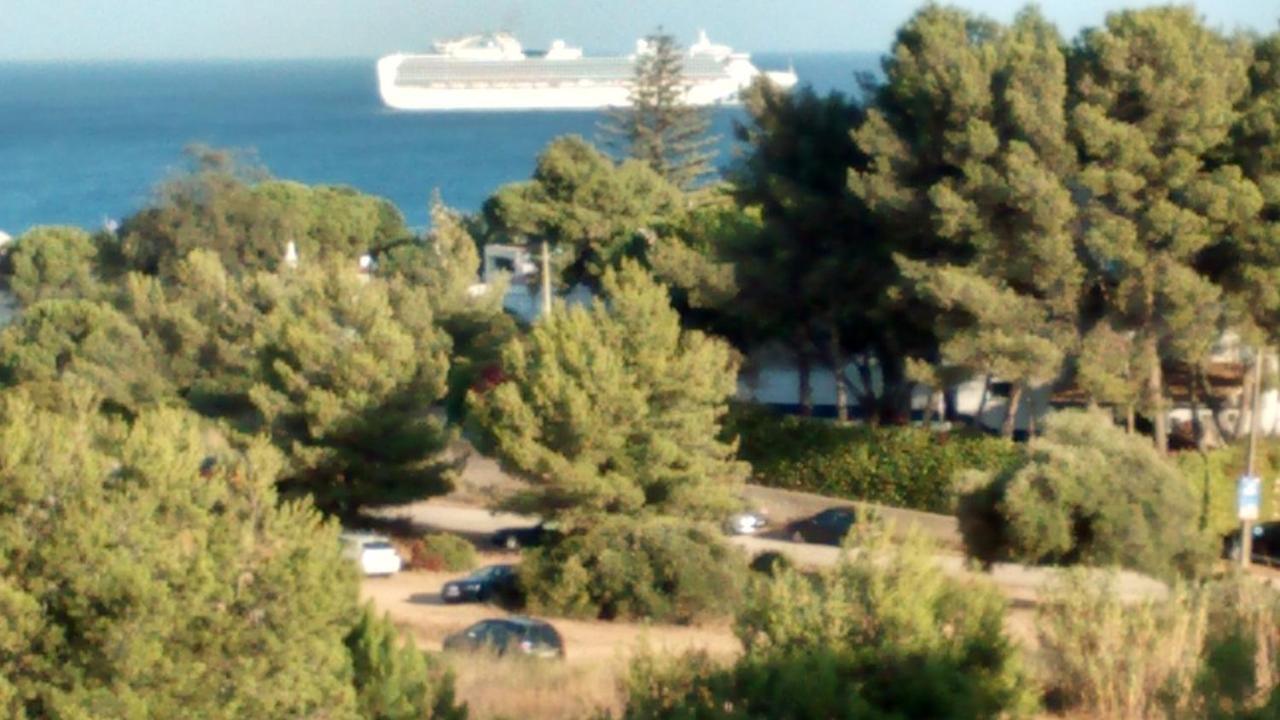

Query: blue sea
<box><xmin>0</xmin><ymin>53</ymin><xmax>879</xmax><ymax>235</ymax></box>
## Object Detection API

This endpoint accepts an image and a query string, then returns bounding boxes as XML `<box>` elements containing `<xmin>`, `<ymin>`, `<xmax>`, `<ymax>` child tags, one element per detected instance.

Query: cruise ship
<box><xmin>377</xmin><ymin>31</ymin><xmax>798</xmax><ymax>111</ymax></box>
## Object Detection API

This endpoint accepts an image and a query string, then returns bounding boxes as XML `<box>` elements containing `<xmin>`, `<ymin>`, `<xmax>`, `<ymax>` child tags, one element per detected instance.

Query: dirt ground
<box><xmin>360</xmin><ymin>553</ymin><xmax>741</xmax><ymax>719</ymax></box>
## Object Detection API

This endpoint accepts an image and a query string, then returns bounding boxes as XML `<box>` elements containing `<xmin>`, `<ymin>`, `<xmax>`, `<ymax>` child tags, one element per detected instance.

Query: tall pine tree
<box><xmin>860</xmin><ymin>7</ymin><xmax>1081</xmax><ymax>437</ymax></box>
<box><xmin>602</xmin><ymin>32</ymin><xmax>717</xmax><ymax>190</ymax></box>
<box><xmin>1069</xmin><ymin>7</ymin><xmax>1253</xmax><ymax>451</ymax></box>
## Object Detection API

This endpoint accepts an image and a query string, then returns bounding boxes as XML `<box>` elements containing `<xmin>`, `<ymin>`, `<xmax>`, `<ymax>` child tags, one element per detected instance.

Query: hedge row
<box><xmin>727</xmin><ymin>405</ymin><xmax>1024</xmax><ymax>514</ymax></box>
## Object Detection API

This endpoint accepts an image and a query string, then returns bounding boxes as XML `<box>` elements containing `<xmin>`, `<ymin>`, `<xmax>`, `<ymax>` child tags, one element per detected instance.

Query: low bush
<box><xmin>726</xmin><ymin>404</ymin><xmax>1022</xmax><ymax>513</ymax></box>
<box><xmin>956</xmin><ymin>409</ymin><xmax>1217</xmax><ymax>580</ymax></box>
<box><xmin>1037</xmin><ymin>572</ymin><xmax>1280</xmax><ymax>719</ymax></box>
<box><xmin>615</xmin><ymin>529</ymin><xmax>1037</xmax><ymax>719</ymax></box>
<box><xmin>403</xmin><ymin>533</ymin><xmax>478</xmax><ymax>573</ymax></box>
<box><xmin>346</xmin><ymin>606</ymin><xmax>468</xmax><ymax>720</ymax></box>
<box><xmin>519</xmin><ymin>516</ymin><xmax>746</xmax><ymax>624</ymax></box>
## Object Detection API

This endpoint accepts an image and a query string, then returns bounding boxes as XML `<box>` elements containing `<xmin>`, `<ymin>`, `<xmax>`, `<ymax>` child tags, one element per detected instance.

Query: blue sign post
<box><xmin>1239</xmin><ymin>475</ymin><xmax>1261</xmax><ymax>521</ymax></box>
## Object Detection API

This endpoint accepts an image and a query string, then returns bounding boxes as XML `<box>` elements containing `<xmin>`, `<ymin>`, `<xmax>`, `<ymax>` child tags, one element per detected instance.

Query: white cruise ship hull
<box><xmin>376</xmin><ymin>53</ymin><xmax>796</xmax><ymax>112</ymax></box>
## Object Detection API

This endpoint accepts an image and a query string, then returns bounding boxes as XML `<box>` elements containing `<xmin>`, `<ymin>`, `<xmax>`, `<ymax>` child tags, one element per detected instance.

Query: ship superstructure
<box><xmin>377</xmin><ymin>31</ymin><xmax>797</xmax><ymax>111</ymax></box>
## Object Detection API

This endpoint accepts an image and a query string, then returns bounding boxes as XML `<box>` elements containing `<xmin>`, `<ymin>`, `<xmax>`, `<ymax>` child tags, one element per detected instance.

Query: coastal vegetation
<box><xmin>4</xmin><ymin>3</ymin><xmax>1280</xmax><ymax>719</ymax></box>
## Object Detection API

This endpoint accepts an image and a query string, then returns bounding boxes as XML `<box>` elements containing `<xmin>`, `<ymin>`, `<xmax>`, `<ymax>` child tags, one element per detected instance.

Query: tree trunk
<box><xmin>943</xmin><ymin>386</ymin><xmax>960</xmax><ymax>422</ymax></box>
<box><xmin>976</xmin><ymin>375</ymin><xmax>992</xmax><ymax>426</ymax></box>
<box><xmin>1001</xmin><ymin>383</ymin><xmax>1024</xmax><ymax>439</ymax></box>
<box><xmin>922</xmin><ymin>387</ymin><xmax>941</xmax><ymax>429</ymax></box>
<box><xmin>1126</xmin><ymin>405</ymin><xmax>1136</xmax><ymax>434</ymax></box>
<box><xmin>796</xmin><ymin>350</ymin><xmax>813</xmax><ymax>417</ymax></box>
<box><xmin>827</xmin><ymin>324</ymin><xmax>848</xmax><ymax>422</ymax></box>
<box><xmin>1147</xmin><ymin>337</ymin><xmax>1168</xmax><ymax>453</ymax></box>
<box><xmin>1236</xmin><ymin>359</ymin><xmax>1255</xmax><ymax>441</ymax></box>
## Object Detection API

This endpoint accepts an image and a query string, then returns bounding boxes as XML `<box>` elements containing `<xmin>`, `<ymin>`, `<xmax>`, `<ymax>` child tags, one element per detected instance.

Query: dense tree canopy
<box><xmin>468</xmin><ymin>262</ymin><xmax>745</xmax><ymax>522</ymax></box>
<box><xmin>249</xmin><ymin>262</ymin><xmax>453</xmax><ymax>515</ymax></box>
<box><xmin>119</xmin><ymin>147</ymin><xmax>408</xmax><ymax>279</ymax></box>
<box><xmin>483</xmin><ymin>136</ymin><xmax>683</xmax><ymax>289</ymax></box>
<box><xmin>3</xmin><ymin>225</ymin><xmax>105</xmax><ymax>306</ymax></box>
<box><xmin>0</xmin><ymin>298</ymin><xmax>169</xmax><ymax>412</ymax></box>
<box><xmin>1069</xmin><ymin>6</ymin><xmax>1254</xmax><ymax>451</ymax></box>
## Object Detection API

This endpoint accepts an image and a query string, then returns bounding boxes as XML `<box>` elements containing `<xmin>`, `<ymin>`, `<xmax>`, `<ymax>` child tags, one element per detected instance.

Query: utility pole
<box><xmin>1241</xmin><ymin>346</ymin><xmax>1265</xmax><ymax>567</ymax></box>
<box><xmin>539</xmin><ymin>240</ymin><xmax>552</xmax><ymax>321</ymax></box>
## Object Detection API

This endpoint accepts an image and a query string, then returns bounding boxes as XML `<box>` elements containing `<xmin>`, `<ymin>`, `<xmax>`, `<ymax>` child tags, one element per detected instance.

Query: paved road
<box><xmin>371</xmin><ymin>501</ymin><xmax>1169</xmax><ymax>605</ymax></box>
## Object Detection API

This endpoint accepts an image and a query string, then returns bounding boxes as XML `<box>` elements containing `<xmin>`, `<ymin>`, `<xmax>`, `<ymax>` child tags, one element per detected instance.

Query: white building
<box><xmin>480</xmin><ymin>243</ymin><xmax>591</xmax><ymax>323</ymax></box>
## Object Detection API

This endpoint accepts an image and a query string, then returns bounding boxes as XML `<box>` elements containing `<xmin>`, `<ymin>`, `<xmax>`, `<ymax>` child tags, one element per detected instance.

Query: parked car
<box><xmin>443</xmin><ymin>617</ymin><xmax>565</xmax><ymax>659</ymax></box>
<box><xmin>340</xmin><ymin>532</ymin><xmax>403</xmax><ymax>576</ymax></box>
<box><xmin>725</xmin><ymin>510</ymin><xmax>769</xmax><ymax>535</ymax></box>
<box><xmin>490</xmin><ymin>521</ymin><xmax>560</xmax><ymax>550</ymax></box>
<box><xmin>784</xmin><ymin>506</ymin><xmax>857</xmax><ymax>545</ymax></box>
<box><xmin>441</xmin><ymin>564</ymin><xmax>519</xmax><ymax>604</ymax></box>
<box><xmin>1223</xmin><ymin>522</ymin><xmax>1280</xmax><ymax>566</ymax></box>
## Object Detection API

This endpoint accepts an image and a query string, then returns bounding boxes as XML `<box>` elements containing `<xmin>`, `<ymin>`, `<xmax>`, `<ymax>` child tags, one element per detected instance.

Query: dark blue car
<box><xmin>441</xmin><ymin>564</ymin><xmax>519</xmax><ymax>603</ymax></box>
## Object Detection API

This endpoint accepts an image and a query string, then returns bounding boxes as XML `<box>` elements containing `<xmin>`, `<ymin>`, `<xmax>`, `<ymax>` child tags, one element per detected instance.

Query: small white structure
<box><xmin>283</xmin><ymin>241</ymin><xmax>299</xmax><ymax>269</ymax></box>
<box><xmin>479</xmin><ymin>243</ymin><xmax>592</xmax><ymax>323</ymax></box>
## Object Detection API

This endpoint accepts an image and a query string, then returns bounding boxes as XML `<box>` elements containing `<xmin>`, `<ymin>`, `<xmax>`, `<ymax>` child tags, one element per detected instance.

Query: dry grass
<box><xmin>447</xmin><ymin>652</ymin><xmax>624</xmax><ymax>719</ymax></box>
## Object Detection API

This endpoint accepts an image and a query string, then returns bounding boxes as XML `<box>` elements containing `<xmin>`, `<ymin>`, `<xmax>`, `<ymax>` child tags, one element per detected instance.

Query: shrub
<box><xmin>956</xmin><ymin>409</ymin><xmax>1217</xmax><ymax>580</ymax></box>
<box><xmin>519</xmin><ymin>516</ymin><xmax>747</xmax><ymax>624</ymax></box>
<box><xmin>1176</xmin><ymin>442</ymin><xmax>1280</xmax><ymax>538</ymax></box>
<box><xmin>1037</xmin><ymin>572</ymin><xmax>1280</xmax><ymax>719</ymax></box>
<box><xmin>346</xmin><ymin>606</ymin><xmax>468</xmax><ymax>720</ymax></box>
<box><xmin>726</xmin><ymin>404</ymin><xmax>1023</xmax><ymax>513</ymax></box>
<box><xmin>404</xmin><ymin>533</ymin><xmax>478</xmax><ymax>573</ymax></box>
<box><xmin>616</xmin><ymin>529</ymin><xmax>1037</xmax><ymax>719</ymax></box>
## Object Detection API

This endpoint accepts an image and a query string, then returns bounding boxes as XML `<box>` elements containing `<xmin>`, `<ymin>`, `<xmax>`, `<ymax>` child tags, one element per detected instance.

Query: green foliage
<box><xmin>249</xmin><ymin>261</ymin><xmax>453</xmax><ymax>515</ymax></box>
<box><xmin>0</xmin><ymin>298</ymin><xmax>171</xmax><ymax>412</ymax></box>
<box><xmin>404</xmin><ymin>533</ymin><xmax>478</xmax><ymax>573</ymax></box>
<box><xmin>601</xmin><ymin>32</ymin><xmax>717</xmax><ymax>189</ymax></box>
<box><xmin>616</xmin><ymin>530</ymin><xmax>1036</xmax><ymax>719</ymax></box>
<box><xmin>2</xmin><ymin>225</ymin><xmax>105</xmax><ymax>305</ymax></box>
<box><xmin>469</xmin><ymin>262</ymin><xmax>746</xmax><ymax>522</ymax></box>
<box><xmin>728</xmin><ymin>405</ymin><xmax>1022</xmax><ymax>513</ymax></box>
<box><xmin>1037</xmin><ymin>573</ymin><xmax>1280</xmax><ymax>720</ymax></box>
<box><xmin>854</xmin><ymin>6</ymin><xmax>1081</xmax><ymax>435</ymax></box>
<box><xmin>379</xmin><ymin>199</ymin><xmax>517</xmax><ymax>421</ymax></box>
<box><xmin>483</xmin><ymin>135</ymin><xmax>682</xmax><ymax>288</ymax></box>
<box><xmin>957</xmin><ymin>409</ymin><xmax>1216</xmax><ymax>579</ymax></box>
<box><xmin>346</xmin><ymin>606</ymin><xmax>468</xmax><ymax>720</ymax></box>
<box><xmin>1176</xmin><ymin>441</ymin><xmax>1280</xmax><ymax>538</ymax></box>
<box><xmin>519</xmin><ymin>515</ymin><xmax>746</xmax><ymax>623</ymax></box>
<box><xmin>0</xmin><ymin>394</ymin><xmax>363</xmax><ymax>718</ymax></box>
<box><xmin>119</xmin><ymin>146</ymin><xmax>408</xmax><ymax>278</ymax></box>
<box><xmin>733</xmin><ymin>80</ymin><xmax>916</xmax><ymax>419</ymax></box>
<box><xmin>1069</xmin><ymin>7</ymin><xmax>1255</xmax><ymax>450</ymax></box>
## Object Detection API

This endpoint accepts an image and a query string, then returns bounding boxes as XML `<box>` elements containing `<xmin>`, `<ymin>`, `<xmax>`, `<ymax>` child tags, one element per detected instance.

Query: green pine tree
<box><xmin>346</xmin><ymin>606</ymin><xmax>467</xmax><ymax>720</ymax></box>
<box><xmin>1069</xmin><ymin>6</ymin><xmax>1253</xmax><ymax>451</ymax></box>
<box><xmin>483</xmin><ymin>135</ymin><xmax>682</xmax><ymax>289</ymax></box>
<box><xmin>249</xmin><ymin>261</ymin><xmax>454</xmax><ymax>516</ymax></box>
<box><xmin>0</xmin><ymin>394</ymin><xmax>362</xmax><ymax>718</ymax></box>
<box><xmin>865</xmin><ymin>6</ymin><xmax>1081</xmax><ymax>437</ymax></box>
<box><xmin>468</xmin><ymin>261</ymin><xmax>746</xmax><ymax>522</ymax></box>
<box><xmin>602</xmin><ymin>31</ymin><xmax>718</xmax><ymax>190</ymax></box>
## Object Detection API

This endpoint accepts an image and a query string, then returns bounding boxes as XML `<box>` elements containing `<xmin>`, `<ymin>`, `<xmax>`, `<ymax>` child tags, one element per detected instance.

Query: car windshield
<box><xmin>363</xmin><ymin>541</ymin><xmax>395</xmax><ymax>550</ymax></box>
<box><xmin>472</xmin><ymin>566</ymin><xmax>508</xmax><ymax>580</ymax></box>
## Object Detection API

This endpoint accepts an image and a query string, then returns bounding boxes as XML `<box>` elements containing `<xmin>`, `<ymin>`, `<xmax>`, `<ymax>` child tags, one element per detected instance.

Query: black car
<box><xmin>443</xmin><ymin>617</ymin><xmax>565</xmax><ymax>659</ymax></box>
<box><xmin>1224</xmin><ymin>522</ymin><xmax>1280</xmax><ymax>566</ymax></box>
<box><xmin>490</xmin><ymin>521</ymin><xmax>559</xmax><ymax>550</ymax></box>
<box><xmin>441</xmin><ymin>564</ymin><xmax>519</xmax><ymax>604</ymax></box>
<box><xmin>785</xmin><ymin>506</ymin><xmax>857</xmax><ymax>545</ymax></box>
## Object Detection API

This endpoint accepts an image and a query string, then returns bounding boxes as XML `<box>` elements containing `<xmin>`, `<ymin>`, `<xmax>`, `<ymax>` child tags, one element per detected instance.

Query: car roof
<box><xmin>340</xmin><ymin>531</ymin><xmax>392</xmax><ymax>543</ymax></box>
<box><xmin>498</xmin><ymin>616</ymin><xmax>552</xmax><ymax>628</ymax></box>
